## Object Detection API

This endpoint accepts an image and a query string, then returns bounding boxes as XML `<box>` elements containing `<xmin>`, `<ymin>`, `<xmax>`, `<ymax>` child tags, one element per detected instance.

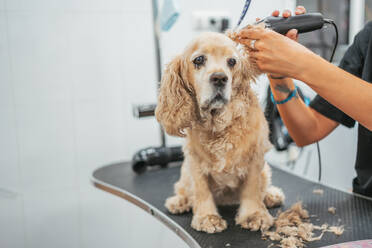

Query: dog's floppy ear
<box><xmin>155</xmin><ymin>55</ymin><xmax>195</xmax><ymax>137</ymax></box>
<box><xmin>238</xmin><ymin>52</ymin><xmax>262</xmax><ymax>83</ymax></box>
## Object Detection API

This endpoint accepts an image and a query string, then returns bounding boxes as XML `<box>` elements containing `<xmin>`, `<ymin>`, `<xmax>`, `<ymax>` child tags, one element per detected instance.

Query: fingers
<box><xmin>238</xmin><ymin>27</ymin><xmax>267</xmax><ymax>40</ymax></box>
<box><xmin>236</xmin><ymin>38</ymin><xmax>262</xmax><ymax>50</ymax></box>
<box><xmin>286</xmin><ymin>29</ymin><xmax>298</xmax><ymax>41</ymax></box>
<box><xmin>295</xmin><ymin>5</ymin><xmax>306</xmax><ymax>15</ymax></box>
<box><xmin>235</xmin><ymin>38</ymin><xmax>251</xmax><ymax>47</ymax></box>
<box><xmin>282</xmin><ymin>9</ymin><xmax>292</xmax><ymax>18</ymax></box>
<box><xmin>249</xmin><ymin>50</ymin><xmax>259</xmax><ymax>60</ymax></box>
<box><xmin>271</xmin><ymin>10</ymin><xmax>279</xmax><ymax>17</ymax></box>
<box><xmin>272</xmin><ymin>6</ymin><xmax>306</xmax><ymax>19</ymax></box>
<box><xmin>256</xmin><ymin>17</ymin><xmax>261</xmax><ymax>22</ymax></box>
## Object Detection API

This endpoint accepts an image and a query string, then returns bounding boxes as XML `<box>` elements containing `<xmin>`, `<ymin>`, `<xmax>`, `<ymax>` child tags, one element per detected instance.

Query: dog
<box><xmin>155</xmin><ymin>32</ymin><xmax>284</xmax><ymax>233</ymax></box>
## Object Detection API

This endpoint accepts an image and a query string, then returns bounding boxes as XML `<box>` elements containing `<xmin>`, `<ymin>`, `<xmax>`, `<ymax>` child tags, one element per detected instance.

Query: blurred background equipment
<box><xmin>297</xmin><ymin>0</ymin><xmax>350</xmax><ymax>62</ymax></box>
<box><xmin>132</xmin><ymin>146</ymin><xmax>184</xmax><ymax>173</ymax></box>
<box><xmin>160</xmin><ymin>0</ymin><xmax>180</xmax><ymax>31</ymax></box>
<box><xmin>131</xmin><ymin>0</ymin><xmax>185</xmax><ymax>173</ymax></box>
<box><xmin>366</xmin><ymin>0</ymin><xmax>372</xmax><ymax>21</ymax></box>
<box><xmin>265</xmin><ymin>86</ymin><xmax>310</xmax><ymax>152</ymax></box>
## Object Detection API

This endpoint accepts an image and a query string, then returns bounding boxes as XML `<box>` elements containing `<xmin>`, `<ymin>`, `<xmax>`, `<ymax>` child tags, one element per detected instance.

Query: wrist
<box><xmin>271</xmin><ymin>86</ymin><xmax>298</xmax><ymax>105</ymax></box>
<box><xmin>269</xmin><ymin>78</ymin><xmax>294</xmax><ymax>90</ymax></box>
<box><xmin>270</xmin><ymin>80</ymin><xmax>296</xmax><ymax>101</ymax></box>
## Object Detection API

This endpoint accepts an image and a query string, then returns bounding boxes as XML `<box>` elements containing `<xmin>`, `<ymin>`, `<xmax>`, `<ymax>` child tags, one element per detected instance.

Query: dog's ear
<box><xmin>155</xmin><ymin>55</ymin><xmax>195</xmax><ymax>137</ymax></box>
<box><xmin>237</xmin><ymin>52</ymin><xmax>262</xmax><ymax>83</ymax></box>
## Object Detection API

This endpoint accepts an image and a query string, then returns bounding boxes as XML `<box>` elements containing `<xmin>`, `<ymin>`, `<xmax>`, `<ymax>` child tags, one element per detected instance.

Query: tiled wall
<box><xmin>0</xmin><ymin>0</ymin><xmax>359</xmax><ymax>247</ymax></box>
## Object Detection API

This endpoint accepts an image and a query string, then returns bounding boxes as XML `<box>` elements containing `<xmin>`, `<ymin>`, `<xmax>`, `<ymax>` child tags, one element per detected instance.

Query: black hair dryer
<box><xmin>132</xmin><ymin>146</ymin><xmax>184</xmax><ymax>174</ymax></box>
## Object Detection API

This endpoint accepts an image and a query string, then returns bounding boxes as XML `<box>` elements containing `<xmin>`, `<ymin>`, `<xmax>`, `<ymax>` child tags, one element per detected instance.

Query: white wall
<box><xmin>0</xmin><ymin>0</ymin><xmax>360</xmax><ymax>247</ymax></box>
<box><xmin>0</xmin><ymin>1</ymin><xmax>182</xmax><ymax>247</ymax></box>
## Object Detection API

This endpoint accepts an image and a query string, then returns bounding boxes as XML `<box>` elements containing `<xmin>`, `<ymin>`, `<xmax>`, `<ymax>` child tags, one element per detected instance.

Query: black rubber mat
<box><xmin>92</xmin><ymin>162</ymin><xmax>372</xmax><ymax>248</ymax></box>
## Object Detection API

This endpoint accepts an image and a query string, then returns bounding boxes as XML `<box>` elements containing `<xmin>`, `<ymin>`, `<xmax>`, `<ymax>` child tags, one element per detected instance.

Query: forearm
<box><xmin>269</xmin><ymin>77</ymin><xmax>327</xmax><ymax>146</ymax></box>
<box><xmin>299</xmin><ymin>55</ymin><xmax>372</xmax><ymax>131</ymax></box>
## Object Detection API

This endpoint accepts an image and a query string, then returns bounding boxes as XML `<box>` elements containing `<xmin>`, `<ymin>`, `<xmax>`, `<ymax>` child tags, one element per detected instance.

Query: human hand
<box><xmin>265</xmin><ymin>6</ymin><xmax>307</xmax><ymax>78</ymax></box>
<box><xmin>271</xmin><ymin>6</ymin><xmax>307</xmax><ymax>42</ymax></box>
<box><xmin>237</xmin><ymin>26</ymin><xmax>315</xmax><ymax>79</ymax></box>
<box><xmin>237</xmin><ymin>6</ymin><xmax>314</xmax><ymax>79</ymax></box>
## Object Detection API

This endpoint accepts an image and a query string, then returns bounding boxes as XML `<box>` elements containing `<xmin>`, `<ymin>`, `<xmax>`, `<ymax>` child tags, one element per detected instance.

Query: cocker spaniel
<box><xmin>155</xmin><ymin>32</ymin><xmax>284</xmax><ymax>233</ymax></box>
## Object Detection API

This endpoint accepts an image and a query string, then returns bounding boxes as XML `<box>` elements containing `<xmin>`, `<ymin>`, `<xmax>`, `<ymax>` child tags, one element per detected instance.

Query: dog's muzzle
<box><xmin>203</xmin><ymin>72</ymin><xmax>229</xmax><ymax>111</ymax></box>
<box><xmin>210</xmin><ymin>72</ymin><xmax>228</xmax><ymax>88</ymax></box>
<box><xmin>201</xmin><ymin>72</ymin><xmax>230</xmax><ymax>113</ymax></box>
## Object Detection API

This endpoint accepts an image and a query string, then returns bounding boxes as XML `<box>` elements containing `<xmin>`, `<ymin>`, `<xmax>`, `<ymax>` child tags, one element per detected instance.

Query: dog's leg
<box><xmin>165</xmin><ymin>160</ymin><xmax>192</xmax><ymax>214</ymax></box>
<box><xmin>235</xmin><ymin>160</ymin><xmax>274</xmax><ymax>231</ymax></box>
<box><xmin>190</xmin><ymin>161</ymin><xmax>227</xmax><ymax>233</ymax></box>
<box><xmin>261</xmin><ymin>162</ymin><xmax>285</xmax><ymax>208</ymax></box>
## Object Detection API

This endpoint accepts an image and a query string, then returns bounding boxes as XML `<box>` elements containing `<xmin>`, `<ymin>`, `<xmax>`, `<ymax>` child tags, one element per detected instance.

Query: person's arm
<box><xmin>269</xmin><ymin>77</ymin><xmax>339</xmax><ymax>146</ymax></box>
<box><xmin>299</xmin><ymin>54</ymin><xmax>372</xmax><ymax>131</ymax></box>
<box><xmin>238</xmin><ymin>26</ymin><xmax>372</xmax><ymax>131</ymax></box>
<box><xmin>261</xmin><ymin>7</ymin><xmax>339</xmax><ymax>146</ymax></box>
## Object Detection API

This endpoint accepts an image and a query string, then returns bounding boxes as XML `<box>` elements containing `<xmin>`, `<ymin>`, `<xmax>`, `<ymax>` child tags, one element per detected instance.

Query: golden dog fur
<box><xmin>155</xmin><ymin>32</ymin><xmax>284</xmax><ymax>233</ymax></box>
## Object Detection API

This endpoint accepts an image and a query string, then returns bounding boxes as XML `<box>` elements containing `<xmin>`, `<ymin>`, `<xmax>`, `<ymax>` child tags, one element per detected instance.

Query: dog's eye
<box><xmin>193</xmin><ymin>55</ymin><xmax>205</xmax><ymax>66</ymax></box>
<box><xmin>227</xmin><ymin>58</ymin><xmax>236</xmax><ymax>67</ymax></box>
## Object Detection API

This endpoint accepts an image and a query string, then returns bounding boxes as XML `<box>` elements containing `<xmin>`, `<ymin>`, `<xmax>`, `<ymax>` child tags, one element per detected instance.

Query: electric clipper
<box><xmin>255</xmin><ymin>13</ymin><xmax>329</xmax><ymax>34</ymax></box>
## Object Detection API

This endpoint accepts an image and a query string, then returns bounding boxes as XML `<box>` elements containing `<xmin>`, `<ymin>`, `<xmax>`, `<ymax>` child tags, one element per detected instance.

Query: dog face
<box><xmin>155</xmin><ymin>32</ymin><xmax>259</xmax><ymax>137</ymax></box>
<box><xmin>187</xmin><ymin>34</ymin><xmax>239</xmax><ymax>113</ymax></box>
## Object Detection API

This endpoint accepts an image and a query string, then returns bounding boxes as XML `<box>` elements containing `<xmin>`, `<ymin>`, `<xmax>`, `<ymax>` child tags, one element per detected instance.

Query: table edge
<box><xmin>91</xmin><ymin>175</ymin><xmax>201</xmax><ymax>248</ymax></box>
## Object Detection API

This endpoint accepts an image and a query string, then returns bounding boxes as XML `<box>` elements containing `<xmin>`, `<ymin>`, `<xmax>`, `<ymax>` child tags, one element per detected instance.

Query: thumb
<box><xmin>286</xmin><ymin>29</ymin><xmax>298</xmax><ymax>41</ymax></box>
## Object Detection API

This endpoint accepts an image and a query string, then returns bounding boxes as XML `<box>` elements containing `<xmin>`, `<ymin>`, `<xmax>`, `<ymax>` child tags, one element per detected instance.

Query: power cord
<box><xmin>315</xmin><ymin>19</ymin><xmax>339</xmax><ymax>182</ymax></box>
<box><xmin>324</xmin><ymin>19</ymin><xmax>339</xmax><ymax>63</ymax></box>
<box><xmin>316</xmin><ymin>142</ymin><xmax>322</xmax><ymax>182</ymax></box>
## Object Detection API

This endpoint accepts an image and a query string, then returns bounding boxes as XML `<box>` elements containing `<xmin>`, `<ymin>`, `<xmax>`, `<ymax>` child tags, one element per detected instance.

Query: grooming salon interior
<box><xmin>1</xmin><ymin>0</ymin><xmax>372</xmax><ymax>247</ymax></box>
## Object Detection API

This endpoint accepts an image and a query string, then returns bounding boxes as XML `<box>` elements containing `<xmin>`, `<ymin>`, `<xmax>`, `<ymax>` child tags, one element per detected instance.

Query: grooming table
<box><xmin>92</xmin><ymin>162</ymin><xmax>372</xmax><ymax>248</ymax></box>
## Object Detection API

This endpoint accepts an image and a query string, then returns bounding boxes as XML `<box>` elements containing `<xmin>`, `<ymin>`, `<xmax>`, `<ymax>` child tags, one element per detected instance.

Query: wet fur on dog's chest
<box><xmin>187</xmin><ymin>110</ymin><xmax>266</xmax><ymax>177</ymax></box>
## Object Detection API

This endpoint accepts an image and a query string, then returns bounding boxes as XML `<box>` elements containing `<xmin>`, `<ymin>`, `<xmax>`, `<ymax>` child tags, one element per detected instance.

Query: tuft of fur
<box><xmin>262</xmin><ymin>202</ymin><xmax>345</xmax><ymax>248</ymax></box>
<box><xmin>328</xmin><ymin>206</ymin><xmax>336</xmax><ymax>215</ymax></box>
<box><xmin>226</xmin><ymin>26</ymin><xmax>262</xmax><ymax>79</ymax></box>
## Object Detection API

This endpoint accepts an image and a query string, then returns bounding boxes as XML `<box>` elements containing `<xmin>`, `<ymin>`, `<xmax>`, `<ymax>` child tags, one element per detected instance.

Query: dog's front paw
<box><xmin>235</xmin><ymin>209</ymin><xmax>273</xmax><ymax>231</ymax></box>
<box><xmin>191</xmin><ymin>214</ymin><xmax>227</xmax><ymax>233</ymax></box>
<box><xmin>165</xmin><ymin>195</ymin><xmax>191</xmax><ymax>214</ymax></box>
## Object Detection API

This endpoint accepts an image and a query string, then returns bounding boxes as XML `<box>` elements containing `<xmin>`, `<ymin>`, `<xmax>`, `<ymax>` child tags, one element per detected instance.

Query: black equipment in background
<box><xmin>296</xmin><ymin>0</ymin><xmax>349</xmax><ymax>62</ymax></box>
<box><xmin>131</xmin><ymin>0</ymin><xmax>184</xmax><ymax>174</ymax></box>
<box><xmin>264</xmin><ymin>86</ymin><xmax>309</xmax><ymax>151</ymax></box>
<box><xmin>132</xmin><ymin>146</ymin><xmax>183</xmax><ymax>174</ymax></box>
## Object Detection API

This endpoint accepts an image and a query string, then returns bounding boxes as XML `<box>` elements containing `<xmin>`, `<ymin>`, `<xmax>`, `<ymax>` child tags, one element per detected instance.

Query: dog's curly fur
<box><xmin>155</xmin><ymin>32</ymin><xmax>284</xmax><ymax>233</ymax></box>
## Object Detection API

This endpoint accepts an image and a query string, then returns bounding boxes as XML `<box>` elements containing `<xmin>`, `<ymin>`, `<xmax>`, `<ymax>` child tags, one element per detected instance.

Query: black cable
<box><xmin>324</xmin><ymin>19</ymin><xmax>339</xmax><ymax>63</ymax></box>
<box><xmin>314</xmin><ymin>19</ymin><xmax>338</xmax><ymax>182</ymax></box>
<box><xmin>316</xmin><ymin>142</ymin><xmax>322</xmax><ymax>182</ymax></box>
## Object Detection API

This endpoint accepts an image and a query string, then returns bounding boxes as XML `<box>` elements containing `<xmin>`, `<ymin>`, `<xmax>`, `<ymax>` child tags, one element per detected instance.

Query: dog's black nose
<box><xmin>210</xmin><ymin>72</ymin><xmax>228</xmax><ymax>87</ymax></box>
